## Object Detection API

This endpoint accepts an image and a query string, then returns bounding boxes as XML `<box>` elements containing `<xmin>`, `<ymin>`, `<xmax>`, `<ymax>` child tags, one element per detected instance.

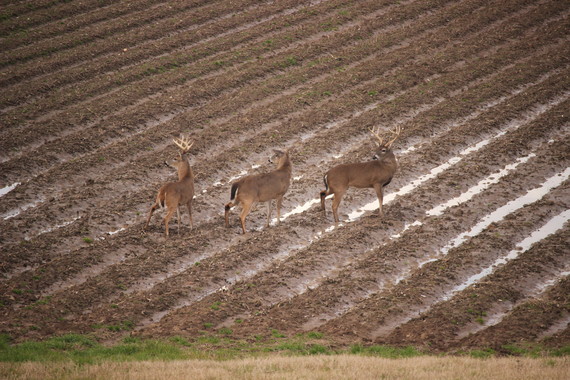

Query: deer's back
<box><xmin>162</xmin><ymin>178</ymin><xmax>194</xmax><ymax>204</ymax></box>
<box><xmin>237</xmin><ymin>169</ymin><xmax>290</xmax><ymax>202</ymax></box>
<box><xmin>328</xmin><ymin>160</ymin><xmax>396</xmax><ymax>189</ymax></box>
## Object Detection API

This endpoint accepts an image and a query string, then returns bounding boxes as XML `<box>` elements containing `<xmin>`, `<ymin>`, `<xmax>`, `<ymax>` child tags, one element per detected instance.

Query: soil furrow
<box><xmin>0</xmin><ymin>0</ymin><xmax>119</xmax><ymax>37</ymax></box>
<box><xmin>0</xmin><ymin>0</ymin><xmax>207</xmax><ymax>51</ymax></box>
<box><xmin>457</xmin><ymin>275</ymin><xmax>570</xmax><ymax>352</ymax></box>
<box><xmin>0</xmin><ymin>0</ymin><xmax>380</xmax><ymax>110</ymax></box>
<box><xmin>0</xmin><ymin>0</ymin><xmax>457</xmax><ymax>150</ymax></box>
<box><xmin>2</xmin><ymin>85</ymin><xmax>564</xmax><ymax>341</ymax></box>
<box><xmin>0</xmin><ymin>0</ymin><xmax>309</xmax><ymax>104</ymax></box>
<box><xmin>379</xmin><ymin>228</ymin><xmax>569</xmax><ymax>351</ymax></box>
<box><xmin>133</xmin><ymin>111</ymin><xmax>569</xmax><ymax>340</ymax></box>
<box><xmin>1</xmin><ymin>0</ymin><xmax>560</xmax><ymax>218</ymax></box>
<box><xmin>1</xmin><ymin>12</ymin><xmax>567</xmax><ymax>284</ymax></box>
<box><xmin>0</xmin><ymin>0</ymin><xmax>244</xmax><ymax>71</ymax></box>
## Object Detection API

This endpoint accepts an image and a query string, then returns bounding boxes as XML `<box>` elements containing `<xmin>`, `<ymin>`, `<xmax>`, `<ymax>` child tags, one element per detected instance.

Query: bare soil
<box><xmin>1</xmin><ymin>0</ymin><xmax>568</xmax><ymax>353</ymax></box>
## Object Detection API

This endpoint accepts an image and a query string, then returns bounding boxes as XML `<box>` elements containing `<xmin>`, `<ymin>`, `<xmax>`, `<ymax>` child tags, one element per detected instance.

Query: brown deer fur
<box><xmin>145</xmin><ymin>137</ymin><xmax>194</xmax><ymax>236</ymax></box>
<box><xmin>225</xmin><ymin>149</ymin><xmax>292</xmax><ymax>234</ymax></box>
<box><xmin>320</xmin><ymin>127</ymin><xmax>400</xmax><ymax>223</ymax></box>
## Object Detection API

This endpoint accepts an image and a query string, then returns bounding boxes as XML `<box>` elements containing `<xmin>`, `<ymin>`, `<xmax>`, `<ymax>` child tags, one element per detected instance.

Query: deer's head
<box><xmin>369</xmin><ymin>125</ymin><xmax>401</xmax><ymax>161</ymax></box>
<box><xmin>268</xmin><ymin>149</ymin><xmax>290</xmax><ymax>168</ymax></box>
<box><xmin>165</xmin><ymin>135</ymin><xmax>194</xmax><ymax>177</ymax></box>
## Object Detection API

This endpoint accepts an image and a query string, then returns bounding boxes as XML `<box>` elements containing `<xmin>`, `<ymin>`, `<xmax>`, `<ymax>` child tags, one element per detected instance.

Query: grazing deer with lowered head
<box><xmin>225</xmin><ymin>149</ymin><xmax>292</xmax><ymax>234</ymax></box>
<box><xmin>320</xmin><ymin>126</ymin><xmax>401</xmax><ymax>223</ymax></box>
<box><xmin>145</xmin><ymin>136</ymin><xmax>195</xmax><ymax>236</ymax></box>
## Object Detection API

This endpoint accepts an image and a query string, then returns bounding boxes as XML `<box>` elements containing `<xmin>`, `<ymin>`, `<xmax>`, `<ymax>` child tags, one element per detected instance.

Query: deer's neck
<box><xmin>372</xmin><ymin>154</ymin><xmax>397</xmax><ymax>173</ymax></box>
<box><xmin>178</xmin><ymin>162</ymin><xmax>194</xmax><ymax>181</ymax></box>
<box><xmin>277</xmin><ymin>159</ymin><xmax>292</xmax><ymax>175</ymax></box>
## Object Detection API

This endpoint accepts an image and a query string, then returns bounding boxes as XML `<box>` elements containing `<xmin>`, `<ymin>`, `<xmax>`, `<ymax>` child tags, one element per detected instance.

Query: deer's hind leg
<box><xmin>373</xmin><ymin>183</ymin><xmax>384</xmax><ymax>217</ymax></box>
<box><xmin>163</xmin><ymin>207</ymin><xmax>176</xmax><ymax>236</ymax></box>
<box><xmin>265</xmin><ymin>200</ymin><xmax>273</xmax><ymax>227</ymax></box>
<box><xmin>176</xmin><ymin>207</ymin><xmax>181</xmax><ymax>234</ymax></box>
<box><xmin>319</xmin><ymin>175</ymin><xmax>331</xmax><ymax>215</ymax></box>
<box><xmin>276</xmin><ymin>196</ymin><xmax>284</xmax><ymax>225</ymax></box>
<box><xmin>331</xmin><ymin>189</ymin><xmax>346</xmax><ymax>223</ymax></box>
<box><xmin>187</xmin><ymin>200</ymin><xmax>194</xmax><ymax>230</ymax></box>
<box><xmin>225</xmin><ymin>201</ymin><xmax>236</xmax><ymax>227</ymax></box>
<box><xmin>320</xmin><ymin>189</ymin><xmax>333</xmax><ymax>216</ymax></box>
<box><xmin>145</xmin><ymin>202</ymin><xmax>159</xmax><ymax>230</ymax></box>
<box><xmin>239</xmin><ymin>200</ymin><xmax>253</xmax><ymax>234</ymax></box>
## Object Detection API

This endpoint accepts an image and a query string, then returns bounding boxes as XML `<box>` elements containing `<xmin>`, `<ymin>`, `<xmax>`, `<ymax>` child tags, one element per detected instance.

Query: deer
<box><xmin>145</xmin><ymin>135</ymin><xmax>195</xmax><ymax>236</ymax></box>
<box><xmin>320</xmin><ymin>126</ymin><xmax>401</xmax><ymax>223</ymax></box>
<box><xmin>225</xmin><ymin>149</ymin><xmax>292</xmax><ymax>234</ymax></box>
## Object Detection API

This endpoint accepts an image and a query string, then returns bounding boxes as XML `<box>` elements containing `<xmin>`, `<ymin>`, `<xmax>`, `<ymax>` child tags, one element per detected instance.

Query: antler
<box><xmin>385</xmin><ymin>125</ymin><xmax>401</xmax><ymax>148</ymax></box>
<box><xmin>173</xmin><ymin>135</ymin><xmax>194</xmax><ymax>153</ymax></box>
<box><xmin>369</xmin><ymin>126</ymin><xmax>384</xmax><ymax>146</ymax></box>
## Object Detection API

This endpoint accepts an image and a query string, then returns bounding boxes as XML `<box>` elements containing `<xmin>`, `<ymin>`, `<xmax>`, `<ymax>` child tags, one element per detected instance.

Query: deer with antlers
<box><xmin>145</xmin><ymin>135</ymin><xmax>195</xmax><ymax>236</ymax></box>
<box><xmin>225</xmin><ymin>149</ymin><xmax>292</xmax><ymax>234</ymax></box>
<box><xmin>320</xmin><ymin>126</ymin><xmax>401</xmax><ymax>223</ymax></box>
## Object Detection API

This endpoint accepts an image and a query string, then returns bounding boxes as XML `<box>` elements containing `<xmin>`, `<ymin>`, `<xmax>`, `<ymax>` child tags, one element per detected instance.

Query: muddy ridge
<box><xmin>1</xmin><ymin>0</ymin><xmax>568</xmax><ymax>352</ymax></box>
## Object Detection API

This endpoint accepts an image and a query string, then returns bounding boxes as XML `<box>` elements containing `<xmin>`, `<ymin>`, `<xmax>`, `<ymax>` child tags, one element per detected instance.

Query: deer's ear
<box><xmin>374</xmin><ymin>141</ymin><xmax>380</xmax><ymax>147</ymax></box>
<box><xmin>273</xmin><ymin>149</ymin><xmax>284</xmax><ymax>155</ymax></box>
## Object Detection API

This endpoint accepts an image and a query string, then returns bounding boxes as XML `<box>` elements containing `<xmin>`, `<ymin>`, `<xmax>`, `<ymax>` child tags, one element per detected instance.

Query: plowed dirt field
<box><xmin>1</xmin><ymin>0</ymin><xmax>569</xmax><ymax>353</ymax></box>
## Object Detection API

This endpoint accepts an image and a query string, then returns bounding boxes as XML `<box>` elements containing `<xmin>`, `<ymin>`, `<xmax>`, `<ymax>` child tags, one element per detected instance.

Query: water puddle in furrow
<box><xmin>390</xmin><ymin>151</ymin><xmax>539</xmax><ymax>239</ymax></box>
<box><xmin>369</xmin><ymin>176</ymin><xmax>570</xmax><ymax>339</ymax></box>
<box><xmin>137</xmin><ymin>242</ymin><xmax>304</xmax><ymax>327</ymax></box>
<box><xmin>440</xmin><ymin>167</ymin><xmax>570</xmax><ymax>255</ymax></box>
<box><xmin>0</xmin><ymin>182</ymin><xmax>20</xmax><ymax>197</ymax></box>
<box><xmin>190</xmin><ymin>95</ymin><xmax>568</xmax><ymax>313</ymax></box>
<box><xmin>456</xmin><ymin>269</ymin><xmax>570</xmax><ymax>340</ymax></box>
<box><xmin>302</xmin><ymin>150</ymin><xmax>553</xmax><ymax>330</ymax></box>
<box><xmin>2</xmin><ymin>198</ymin><xmax>45</xmax><ymax>221</ymax></box>
<box><xmin>537</xmin><ymin>312</ymin><xmax>570</xmax><ymax>340</ymax></box>
<box><xmin>396</xmin><ymin>167</ymin><xmax>570</xmax><ymax>281</ymax></box>
<box><xmin>141</xmin><ymin>97</ymin><xmax>565</xmax><ymax>328</ymax></box>
<box><xmin>445</xmin><ymin>209</ymin><xmax>570</xmax><ymax>299</ymax></box>
<box><xmin>27</xmin><ymin>217</ymin><xmax>83</xmax><ymax>240</ymax></box>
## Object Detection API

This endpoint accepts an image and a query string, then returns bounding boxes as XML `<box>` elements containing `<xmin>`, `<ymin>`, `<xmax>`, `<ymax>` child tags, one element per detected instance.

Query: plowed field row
<box><xmin>2</xmin><ymin>59</ymin><xmax>564</xmax><ymax>342</ymax></box>
<box><xmin>0</xmin><ymin>3</ymin><xmax>560</xmax><ymax>290</ymax></box>
<box><xmin>0</xmin><ymin>0</ymin><xmax>463</xmax><ymax>156</ymax></box>
<box><xmin>0</xmin><ymin>0</ymin><xmax>249</xmax><ymax>70</ymax></box>
<box><xmin>1</xmin><ymin>0</ymin><xmax>562</xmax><ymax>234</ymax></box>
<box><xmin>1</xmin><ymin>4</ymin><xmax>564</xmax><ymax>288</ymax></box>
<box><xmin>135</xmin><ymin>100</ymin><xmax>569</xmax><ymax>340</ymax></box>
<box><xmin>0</xmin><ymin>0</ymin><xmax>320</xmax><ymax>103</ymax></box>
<box><xmin>0</xmin><ymin>0</ymin><xmax>568</xmax><ymax>351</ymax></box>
